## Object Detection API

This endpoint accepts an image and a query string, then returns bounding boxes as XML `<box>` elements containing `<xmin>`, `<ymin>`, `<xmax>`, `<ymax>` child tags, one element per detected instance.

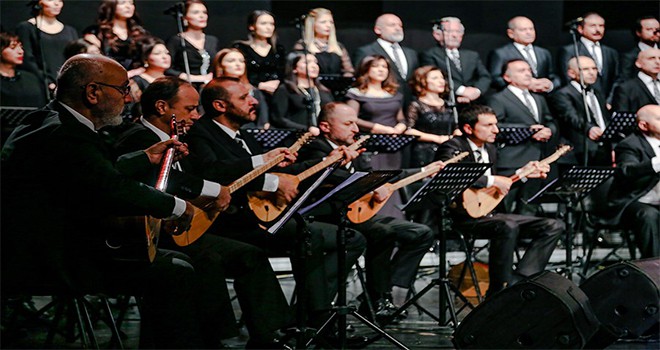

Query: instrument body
<box><xmin>462</xmin><ymin>145</ymin><xmax>572</xmax><ymax>218</ymax></box>
<box><xmin>172</xmin><ymin>132</ymin><xmax>313</xmax><ymax>246</ymax></box>
<box><xmin>247</xmin><ymin>136</ymin><xmax>370</xmax><ymax>223</ymax></box>
<box><xmin>347</xmin><ymin>152</ymin><xmax>469</xmax><ymax>224</ymax></box>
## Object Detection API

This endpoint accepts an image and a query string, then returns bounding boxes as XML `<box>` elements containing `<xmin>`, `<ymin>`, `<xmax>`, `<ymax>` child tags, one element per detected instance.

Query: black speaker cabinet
<box><xmin>580</xmin><ymin>258</ymin><xmax>660</xmax><ymax>338</ymax></box>
<box><xmin>454</xmin><ymin>271</ymin><xmax>601</xmax><ymax>349</ymax></box>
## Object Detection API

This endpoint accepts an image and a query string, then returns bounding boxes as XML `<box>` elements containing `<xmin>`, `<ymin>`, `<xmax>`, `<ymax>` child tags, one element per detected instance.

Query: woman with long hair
<box><xmin>15</xmin><ymin>0</ymin><xmax>78</xmax><ymax>93</ymax></box>
<box><xmin>292</xmin><ymin>8</ymin><xmax>354</xmax><ymax>78</ymax></box>
<box><xmin>406</xmin><ymin>65</ymin><xmax>459</xmax><ymax>167</ymax></box>
<box><xmin>132</xmin><ymin>37</ymin><xmax>171</xmax><ymax>94</ymax></box>
<box><xmin>212</xmin><ymin>48</ymin><xmax>269</xmax><ymax>128</ymax></box>
<box><xmin>83</xmin><ymin>0</ymin><xmax>148</xmax><ymax>76</ymax></box>
<box><xmin>0</xmin><ymin>32</ymin><xmax>47</xmax><ymax>108</ymax></box>
<box><xmin>232</xmin><ymin>10</ymin><xmax>286</xmax><ymax>95</ymax></box>
<box><xmin>165</xmin><ymin>0</ymin><xmax>217</xmax><ymax>85</ymax></box>
<box><xmin>271</xmin><ymin>52</ymin><xmax>334</xmax><ymax>134</ymax></box>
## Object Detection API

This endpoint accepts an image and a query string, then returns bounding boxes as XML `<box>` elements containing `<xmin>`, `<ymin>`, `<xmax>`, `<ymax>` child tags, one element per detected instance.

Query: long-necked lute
<box><xmin>462</xmin><ymin>145</ymin><xmax>572</xmax><ymax>218</ymax></box>
<box><xmin>346</xmin><ymin>151</ymin><xmax>469</xmax><ymax>224</ymax></box>
<box><xmin>171</xmin><ymin>132</ymin><xmax>313</xmax><ymax>246</ymax></box>
<box><xmin>247</xmin><ymin>135</ymin><xmax>370</xmax><ymax>223</ymax></box>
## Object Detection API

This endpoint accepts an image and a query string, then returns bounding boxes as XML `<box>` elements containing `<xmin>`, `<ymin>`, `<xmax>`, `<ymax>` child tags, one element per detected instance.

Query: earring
<box><xmin>183</xmin><ymin>19</ymin><xmax>189</xmax><ymax>27</ymax></box>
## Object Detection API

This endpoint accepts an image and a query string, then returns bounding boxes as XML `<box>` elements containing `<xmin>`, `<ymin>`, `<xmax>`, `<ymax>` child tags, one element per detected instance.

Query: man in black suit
<box><xmin>297</xmin><ymin>102</ymin><xmax>437</xmax><ymax>316</ymax></box>
<box><xmin>488</xmin><ymin>16</ymin><xmax>560</xmax><ymax>93</ymax></box>
<box><xmin>110</xmin><ymin>76</ymin><xmax>293</xmax><ymax>348</ymax></box>
<box><xmin>607</xmin><ymin>104</ymin><xmax>660</xmax><ymax>258</ymax></box>
<box><xmin>1</xmin><ymin>54</ymin><xmax>208</xmax><ymax>348</ymax></box>
<box><xmin>550</xmin><ymin>56</ymin><xmax>612</xmax><ymax>165</ymax></box>
<box><xmin>557</xmin><ymin>13</ymin><xmax>620</xmax><ymax>101</ymax></box>
<box><xmin>435</xmin><ymin>104</ymin><xmax>563</xmax><ymax>297</ymax></box>
<box><xmin>420</xmin><ymin>17</ymin><xmax>491</xmax><ymax>104</ymax></box>
<box><xmin>612</xmin><ymin>48</ymin><xmax>660</xmax><ymax>112</ymax></box>
<box><xmin>621</xmin><ymin>16</ymin><xmax>659</xmax><ymax>80</ymax></box>
<box><xmin>185</xmin><ymin>77</ymin><xmax>367</xmax><ymax>332</ymax></box>
<box><xmin>488</xmin><ymin>59</ymin><xmax>557</xmax><ymax>214</ymax></box>
<box><xmin>353</xmin><ymin>13</ymin><xmax>419</xmax><ymax>108</ymax></box>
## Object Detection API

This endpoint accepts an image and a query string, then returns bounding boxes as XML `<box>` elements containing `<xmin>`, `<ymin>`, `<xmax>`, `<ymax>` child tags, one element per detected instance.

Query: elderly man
<box><xmin>607</xmin><ymin>104</ymin><xmax>660</xmax><ymax>258</ymax></box>
<box><xmin>353</xmin><ymin>13</ymin><xmax>419</xmax><ymax>107</ymax></box>
<box><xmin>612</xmin><ymin>48</ymin><xmax>660</xmax><ymax>112</ymax></box>
<box><xmin>488</xmin><ymin>16</ymin><xmax>560</xmax><ymax>92</ymax></box>
<box><xmin>558</xmin><ymin>13</ymin><xmax>620</xmax><ymax>101</ymax></box>
<box><xmin>488</xmin><ymin>59</ymin><xmax>557</xmax><ymax>215</ymax></box>
<box><xmin>621</xmin><ymin>16</ymin><xmax>660</xmax><ymax>80</ymax></box>
<box><xmin>550</xmin><ymin>56</ymin><xmax>611</xmax><ymax>165</ymax></box>
<box><xmin>1</xmin><ymin>54</ymin><xmax>209</xmax><ymax>347</ymax></box>
<box><xmin>420</xmin><ymin>16</ymin><xmax>491</xmax><ymax>104</ymax></box>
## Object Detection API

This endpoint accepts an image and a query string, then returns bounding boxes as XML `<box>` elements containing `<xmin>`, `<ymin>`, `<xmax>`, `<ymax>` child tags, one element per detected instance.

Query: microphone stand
<box><xmin>568</xmin><ymin>22</ymin><xmax>592</xmax><ymax>166</ymax></box>
<box><xmin>438</xmin><ymin>26</ymin><xmax>459</xmax><ymax>125</ymax></box>
<box><xmin>168</xmin><ymin>3</ymin><xmax>191</xmax><ymax>82</ymax></box>
<box><xmin>294</xmin><ymin>14</ymin><xmax>318</xmax><ymax>129</ymax></box>
<box><xmin>32</xmin><ymin>7</ymin><xmax>52</xmax><ymax>100</ymax></box>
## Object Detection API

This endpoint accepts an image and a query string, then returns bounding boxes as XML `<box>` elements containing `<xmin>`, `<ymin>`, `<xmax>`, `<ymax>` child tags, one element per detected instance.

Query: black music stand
<box><xmin>299</xmin><ymin>170</ymin><xmax>409</xmax><ymax>350</ymax></box>
<box><xmin>1</xmin><ymin>107</ymin><xmax>37</xmax><ymax>146</ymax></box>
<box><xmin>317</xmin><ymin>75</ymin><xmax>356</xmax><ymax>100</ymax></box>
<box><xmin>370</xmin><ymin>163</ymin><xmax>491</xmax><ymax>334</ymax></box>
<box><xmin>243</xmin><ymin>128</ymin><xmax>309</xmax><ymax>150</ymax></box>
<box><xmin>496</xmin><ymin>125</ymin><xmax>540</xmax><ymax>146</ymax></box>
<box><xmin>600</xmin><ymin>111</ymin><xmax>637</xmax><ymax>142</ymax></box>
<box><xmin>526</xmin><ymin>166</ymin><xmax>615</xmax><ymax>280</ymax></box>
<box><xmin>360</xmin><ymin>133</ymin><xmax>416</xmax><ymax>153</ymax></box>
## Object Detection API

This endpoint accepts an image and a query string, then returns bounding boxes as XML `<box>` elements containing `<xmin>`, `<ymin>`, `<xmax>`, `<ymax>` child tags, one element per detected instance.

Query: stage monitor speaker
<box><xmin>580</xmin><ymin>258</ymin><xmax>660</xmax><ymax>338</ymax></box>
<box><xmin>454</xmin><ymin>271</ymin><xmax>601</xmax><ymax>349</ymax></box>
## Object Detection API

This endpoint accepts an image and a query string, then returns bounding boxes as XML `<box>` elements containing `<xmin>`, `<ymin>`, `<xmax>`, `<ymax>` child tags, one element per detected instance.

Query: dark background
<box><xmin>1</xmin><ymin>0</ymin><xmax>658</xmax><ymax>62</ymax></box>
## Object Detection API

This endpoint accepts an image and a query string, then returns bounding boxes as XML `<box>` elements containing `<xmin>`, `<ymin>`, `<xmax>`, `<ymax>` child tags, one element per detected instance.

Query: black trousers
<box><xmin>621</xmin><ymin>201</ymin><xmax>660</xmax><ymax>259</ymax></box>
<box><xmin>453</xmin><ymin>213</ymin><xmax>564</xmax><ymax>295</ymax></box>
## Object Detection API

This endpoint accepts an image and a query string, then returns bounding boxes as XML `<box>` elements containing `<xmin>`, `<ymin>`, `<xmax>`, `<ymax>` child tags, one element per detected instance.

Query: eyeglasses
<box><xmin>85</xmin><ymin>81</ymin><xmax>131</xmax><ymax>96</ymax></box>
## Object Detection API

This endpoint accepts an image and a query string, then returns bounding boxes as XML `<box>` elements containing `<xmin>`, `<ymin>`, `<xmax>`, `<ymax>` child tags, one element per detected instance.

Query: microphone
<box><xmin>163</xmin><ymin>2</ymin><xmax>184</xmax><ymax>16</ymax></box>
<box><xmin>564</xmin><ymin>17</ymin><xmax>583</xmax><ymax>28</ymax></box>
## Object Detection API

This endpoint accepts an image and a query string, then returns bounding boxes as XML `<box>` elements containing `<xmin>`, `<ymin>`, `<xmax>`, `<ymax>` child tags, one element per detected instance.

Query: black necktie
<box><xmin>474</xmin><ymin>149</ymin><xmax>484</xmax><ymax>163</ymax></box>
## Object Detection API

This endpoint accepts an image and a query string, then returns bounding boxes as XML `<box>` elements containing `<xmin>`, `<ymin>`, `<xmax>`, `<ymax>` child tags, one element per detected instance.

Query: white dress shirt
<box><xmin>377</xmin><ymin>38</ymin><xmax>408</xmax><ymax>78</ymax></box>
<box><xmin>507</xmin><ymin>85</ymin><xmax>539</xmax><ymax>120</ymax></box>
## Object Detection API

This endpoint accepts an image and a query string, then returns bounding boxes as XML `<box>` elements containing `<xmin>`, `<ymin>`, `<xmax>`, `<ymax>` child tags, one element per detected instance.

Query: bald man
<box><xmin>621</xmin><ymin>16</ymin><xmax>659</xmax><ymax>80</ymax></box>
<box><xmin>612</xmin><ymin>48</ymin><xmax>660</xmax><ymax>112</ymax></box>
<box><xmin>353</xmin><ymin>13</ymin><xmax>419</xmax><ymax>108</ymax></box>
<box><xmin>607</xmin><ymin>104</ymin><xmax>660</xmax><ymax>258</ymax></box>
<box><xmin>488</xmin><ymin>16</ymin><xmax>560</xmax><ymax>92</ymax></box>
<box><xmin>1</xmin><ymin>54</ymin><xmax>209</xmax><ymax>347</ymax></box>
<box><xmin>550</xmin><ymin>56</ymin><xmax>611</xmax><ymax>165</ymax></box>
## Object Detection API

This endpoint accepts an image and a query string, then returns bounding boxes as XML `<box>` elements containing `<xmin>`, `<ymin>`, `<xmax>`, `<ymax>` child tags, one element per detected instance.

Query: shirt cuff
<box><xmin>201</xmin><ymin>180</ymin><xmax>221</xmax><ymax>197</ymax></box>
<box><xmin>456</xmin><ymin>85</ymin><xmax>466</xmax><ymax>96</ymax></box>
<box><xmin>486</xmin><ymin>175</ymin><xmax>495</xmax><ymax>187</ymax></box>
<box><xmin>252</xmin><ymin>155</ymin><xmax>264</xmax><ymax>168</ymax></box>
<box><xmin>652</xmin><ymin>156</ymin><xmax>660</xmax><ymax>173</ymax></box>
<box><xmin>263</xmin><ymin>173</ymin><xmax>279</xmax><ymax>192</ymax></box>
<box><xmin>164</xmin><ymin>197</ymin><xmax>187</xmax><ymax>220</ymax></box>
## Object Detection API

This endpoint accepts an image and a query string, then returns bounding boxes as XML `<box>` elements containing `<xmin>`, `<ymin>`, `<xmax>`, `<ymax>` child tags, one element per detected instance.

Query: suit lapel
<box><xmin>502</xmin><ymin>89</ymin><xmax>537</xmax><ymax>123</ymax></box>
<box><xmin>635</xmin><ymin>77</ymin><xmax>658</xmax><ymax>102</ymax></box>
<box><xmin>202</xmin><ymin>118</ymin><xmax>251</xmax><ymax>158</ymax></box>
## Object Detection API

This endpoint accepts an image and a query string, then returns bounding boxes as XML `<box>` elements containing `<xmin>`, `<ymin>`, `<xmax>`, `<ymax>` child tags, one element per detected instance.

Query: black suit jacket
<box><xmin>557</xmin><ymin>41</ymin><xmax>620</xmax><ymax>99</ymax></box>
<box><xmin>549</xmin><ymin>84</ymin><xmax>611</xmax><ymax>163</ymax></box>
<box><xmin>1</xmin><ymin>101</ymin><xmax>176</xmax><ymax>288</ymax></box>
<box><xmin>620</xmin><ymin>46</ymin><xmax>641</xmax><ymax>80</ymax></box>
<box><xmin>607</xmin><ymin>132</ymin><xmax>660</xmax><ymax>223</ymax></box>
<box><xmin>353</xmin><ymin>41</ymin><xmax>419</xmax><ymax>107</ymax></box>
<box><xmin>270</xmin><ymin>84</ymin><xmax>334</xmax><ymax>130</ymax></box>
<box><xmin>488</xmin><ymin>88</ymin><xmax>557</xmax><ymax>169</ymax></box>
<box><xmin>420</xmin><ymin>46</ymin><xmax>492</xmax><ymax>96</ymax></box>
<box><xmin>611</xmin><ymin>76</ymin><xmax>659</xmax><ymax>112</ymax></box>
<box><xmin>488</xmin><ymin>43</ymin><xmax>561</xmax><ymax>90</ymax></box>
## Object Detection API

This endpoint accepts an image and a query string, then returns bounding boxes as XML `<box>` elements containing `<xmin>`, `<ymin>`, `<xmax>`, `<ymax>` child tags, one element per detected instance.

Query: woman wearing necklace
<box><xmin>83</xmin><ymin>0</ymin><xmax>148</xmax><ymax>76</ymax></box>
<box><xmin>292</xmin><ymin>8</ymin><xmax>354</xmax><ymax>78</ymax></box>
<box><xmin>270</xmin><ymin>53</ymin><xmax>333</xmax><ymax>135</ymax></box>
<box><xmin>406</xmin><ymin>65</ymin><xmax>459</xmax><ymax>167</ymax></box>
<box><xmin>232</xmin><ymin>10</ymin><xmax>286</xmax><ymax>96</ymax></box>
<box><xmin>212</xmin><ymin>48</ymin><xmax>270</xmax><ymax>129</ymax></box>
<box><xmin>15</xmin><ymin>0</ymin><xmax>78</xmax><ymax>93</ymax></box>
<box><xmin>0</xmin><ymin>32</ymin><xmax>47</xmax><ymax>108</ymax></box>
<box><xmin>165</xmin><ymin>0</ymin><xmax>217</xmax><ymax>86</ymax></box>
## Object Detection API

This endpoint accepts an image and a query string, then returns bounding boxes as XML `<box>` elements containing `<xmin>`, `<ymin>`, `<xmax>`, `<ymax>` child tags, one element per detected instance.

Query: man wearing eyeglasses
<box><xmin>1</xmin><ymin>54</ymin><xmax>213</xmax><ymax>348</ymax></box>
<box><xmin>420</xmin><ymin>16</ymin><xmax>491</xmax><ymax>104</ymax></box>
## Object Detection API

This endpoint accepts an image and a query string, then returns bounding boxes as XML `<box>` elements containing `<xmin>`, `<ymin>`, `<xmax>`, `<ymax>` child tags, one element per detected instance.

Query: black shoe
<box><xmin>374</xmin><ymin>298</ymin><xmax>402</xmax><ymax>325</ymax></box>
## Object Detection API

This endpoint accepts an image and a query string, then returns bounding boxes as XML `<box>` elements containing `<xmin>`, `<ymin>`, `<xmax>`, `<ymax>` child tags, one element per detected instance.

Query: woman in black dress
<box><xmin>406</xmin><ymin>65</ymin><xmax>459</xmax><ymax>167</ymax></box>
<box><xmin>16</xmin><ymin>0</ymin><xmax>78</xmax><ymax>94</ymax></box>
<box><xmin>270</xmin><ymin>53</ymin><xmax>333</xmax><ymax>134</ymax></box>
<box><xmin>232</xmin><ymin>10</ymin><xmax>286</xmax><ymax>96</ymax></box>
<box><xmin>83</xmin><ymin>0</ymin><xmax>148</xmax><ymax>76</ymax></box>
<box><xmin>0</xmin><ymin>32</ymin><xmax>47</xmax><ymax>108</ymax></box>
<box><xmin>129</xmin><ymin>37</ymin><xmax>171</xmax><ymax>100</ymax></box>
<box><xmin>165</xmin><ymin>0</ymin><xmax>217</xmax><ymax>86</ymax></box>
